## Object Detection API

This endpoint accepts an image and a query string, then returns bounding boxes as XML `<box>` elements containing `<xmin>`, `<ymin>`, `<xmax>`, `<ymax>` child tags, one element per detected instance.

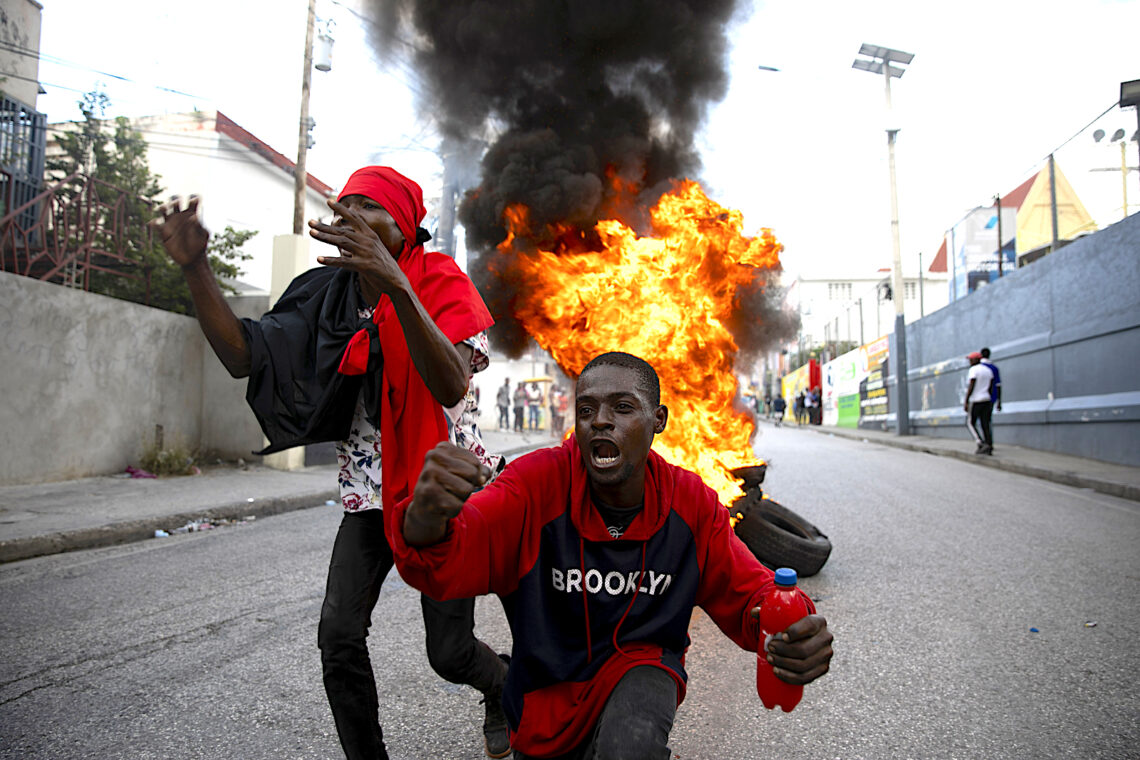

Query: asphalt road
<box><xmin>2</xmin><ymin>427</ymin><xmax>1138</xmax><ymax>759</ymax></box>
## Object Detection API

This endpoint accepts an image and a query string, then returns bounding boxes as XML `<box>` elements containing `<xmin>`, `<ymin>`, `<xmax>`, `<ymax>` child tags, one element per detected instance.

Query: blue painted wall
<box><xmin>886</xmin><ymin>212</ymin><xmax>1140</xmax><ymax>466</ymax></box>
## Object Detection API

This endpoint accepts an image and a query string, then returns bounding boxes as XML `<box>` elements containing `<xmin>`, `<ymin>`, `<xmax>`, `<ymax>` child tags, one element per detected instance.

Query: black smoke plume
<box><xmin>364</xmin><ymin>1</ymin><xmax>796</xmax><ymax>357</ymax></box>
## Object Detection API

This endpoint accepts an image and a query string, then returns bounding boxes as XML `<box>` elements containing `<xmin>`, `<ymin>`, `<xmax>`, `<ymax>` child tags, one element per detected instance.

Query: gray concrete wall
<box><xmin>887</xmin><ymin>212</ymin><xmax>1140</xmax><ymax>466</ymax></box>
<box><xmin>200</xmin><ymin>293</ymin><xmax>270</xmax><ymax>461</ymax></box>
<box><xmin>0</xmin><ymin>273</ymin><xmax>265</xmax><ymax>485</ymax></box>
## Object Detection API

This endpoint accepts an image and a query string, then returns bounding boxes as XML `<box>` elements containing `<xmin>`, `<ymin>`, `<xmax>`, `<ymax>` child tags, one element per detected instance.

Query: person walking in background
<box><xmin>804</xmin><ymin>387</ymin><xmax>818</xmax><ymax>425</ymax></box>
<box><xmin>772</xmin><ymin>394</ymin><xmax>787</xmax><ymax>427</ymax></box>
<box><xmin>965</xmin><ymin>351</ymin><xmax>996</xmax><ymax>455</ymax></box>
<box><xmin>513</xmin><ymin>382</ymin><xmax>527</xmax><ymax>433</ymax></box>
<box><xmin>556</xmin><ymin>387</ymin><xmax>570</xmax><ymax>437</ymax></box>
<box><xmin>549</xmin><ymin>387</ymin><xmax>563</xmax><ymax>436</ymax></box>
<box><xmin>526</xmin><ymin>382</ymin><xmax>543</xmax><ymax>431</ymax></box>
<box><xmin>763</xmin><ymin>390</ymin><xmax>773</xmax><ymax>419</ymax></box>
<box><xmin>980</xmin><ymin>347</ymin><xmax>1002</xmax><ymax>413</ymax></box>
<box><xmin>151</xmin><ymin>166</ymin><xmax>513</xmax><ymax>759</ymax></box>
<box><xmin>794</xmin><ymin>390</ymin><xmax>806</xmax><ymax>425</ymax></box>
<box><xmin>496</xmin><ymin>377</ymin><xmax>511</xmax><ymax>431</ymax></box>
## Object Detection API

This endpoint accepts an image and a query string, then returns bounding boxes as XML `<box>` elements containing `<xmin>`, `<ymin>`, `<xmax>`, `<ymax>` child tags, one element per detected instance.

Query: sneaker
<box><xmin>481</xmin><ymin>656</ymin><xmax>511</xmax><ymax>758</ymax></box>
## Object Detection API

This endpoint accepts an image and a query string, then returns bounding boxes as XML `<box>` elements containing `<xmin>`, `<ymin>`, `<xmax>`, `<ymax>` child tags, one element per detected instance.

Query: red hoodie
<box><xmin>390</xmin><ymin>437</ymin><xmax>815</xmax><ymax>757</ymax></box>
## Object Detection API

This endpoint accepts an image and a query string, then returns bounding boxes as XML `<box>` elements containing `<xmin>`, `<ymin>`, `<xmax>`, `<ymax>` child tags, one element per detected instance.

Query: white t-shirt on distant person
<box><xmin>967</xmin><ymin>363</ymin><xmax>995</xmax><ymax>404</ymax></box>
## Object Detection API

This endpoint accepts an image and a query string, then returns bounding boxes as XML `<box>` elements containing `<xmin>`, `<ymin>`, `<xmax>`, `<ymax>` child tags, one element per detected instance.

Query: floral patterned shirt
<box><xmin>336</xmin><ymin>312</ymin><xmax>499</xmax><ymax>513</ymax></box>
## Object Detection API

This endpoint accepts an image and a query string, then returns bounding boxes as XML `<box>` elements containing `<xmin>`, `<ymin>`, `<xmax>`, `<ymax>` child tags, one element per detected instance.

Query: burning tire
<box><xmin>733</xmin><ymin>497</ymin><xmax>832</xmax><ymax>578</ymax></box>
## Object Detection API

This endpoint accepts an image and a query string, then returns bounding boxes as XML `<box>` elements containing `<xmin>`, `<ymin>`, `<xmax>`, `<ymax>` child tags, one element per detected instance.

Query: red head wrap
<box><xmin>337</xmin><ymin>166</ymin><xmax>426</xmax><ymax>258</ymax></box>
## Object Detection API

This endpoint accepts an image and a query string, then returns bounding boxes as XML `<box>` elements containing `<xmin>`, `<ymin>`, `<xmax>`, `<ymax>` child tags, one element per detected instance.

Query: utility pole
<box><xmin>438</xmin><ymin>136</ymin><xmax>460</xmax><ymax>258</ymax></box>
<box><xmin>917</xmin><ymin>251</ymin><xmax>924</xmax><ymax>317</ymax></box>
<box><xmin>1120</xmin><ymin>140</ymin><xmax>1129</xmax><ymax>218</ymax></box>
<box><xmin>995</xmin><ymin>193</ymin><xmax>1003</xmax><ymax>277</ymax></box>
<box><xmin>1048</xmin><ymin>153</ymin><xmax>1059</xmax><ymax>253</ymax></box>
<box><xmin>949</xmin><ymin>226</ymin><xmax>958</xmax><ymax>301</ymax></box>
<box><xmin>876</xmin><ymin>290</ymin><xmax>881</xmax><ymax>336</ymax></box>
<box><xmin>293</xmin><ymin>0</ymin><xmax>317</xmax><ymax>235</ymax></box>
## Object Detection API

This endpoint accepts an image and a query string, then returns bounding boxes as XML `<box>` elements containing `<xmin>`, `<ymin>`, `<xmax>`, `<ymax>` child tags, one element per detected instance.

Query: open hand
<box><xmin>308</xmin><ymin>198</ymin><xmax>406</xmax><ymax>299</ymax></box>
<box><xmin>750</xmin><ymin>611</ymin><xmax>833</xmax><ymax>686</ymax></box>
<box><xmin>150</xmin><ymin>195</ymin><xmax>209</xmax><ymax>268</ymax></box>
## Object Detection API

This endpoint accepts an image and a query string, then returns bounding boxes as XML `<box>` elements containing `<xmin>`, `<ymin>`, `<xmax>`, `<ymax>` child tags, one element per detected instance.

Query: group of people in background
<box><xmin>496</xmin><ymin>377</ymin><xmax>570</xmax><ymax>437</ymax></box>
<box><xmin>743</xmin><ymin>346</ymin><xmax>1006</xmax><ymax>453</ymax></box>
<box><xmin>749</xmin><ymin>387</ymin><xmax>822</xmax><ymax>427</ymax></box>
<box><xmin>796</xmin><ymin>387</ymin><xmax>822</xmax><ymax>425</ymax></box>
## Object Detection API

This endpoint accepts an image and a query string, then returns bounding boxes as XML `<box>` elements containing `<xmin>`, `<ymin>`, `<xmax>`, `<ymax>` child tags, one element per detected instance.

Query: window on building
<box><xmin>828</xmin><ymin>282</ymin><xmax>852</xmax><ymax>301</ymax></box>
<box><xmin>905</xmin><ymin>281</ymin><xmax>917</xmax><ymax>300</ymax></box>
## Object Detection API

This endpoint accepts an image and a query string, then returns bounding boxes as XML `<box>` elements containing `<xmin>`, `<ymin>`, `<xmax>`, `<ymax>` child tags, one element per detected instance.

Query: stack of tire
<box><xmin>729</xmin><ymin>465</ymin><xmax>832</xmax><ymax>578</ymax></box>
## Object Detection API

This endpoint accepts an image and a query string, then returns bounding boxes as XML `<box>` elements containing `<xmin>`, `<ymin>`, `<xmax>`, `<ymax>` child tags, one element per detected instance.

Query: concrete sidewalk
<box><xmin>0</xmin><ymin>428</ymin><xmax>559</xmax><ymax>564</ymax></box>
<box><xmin>3</xmin><ymin>419</ymin><xmax>1136</xmax><ymax>564</ymax></box>
<box><xmin>758</xmin><ymin>416</ymin><xmax>1140</xmax><ymax>503</ymax></box>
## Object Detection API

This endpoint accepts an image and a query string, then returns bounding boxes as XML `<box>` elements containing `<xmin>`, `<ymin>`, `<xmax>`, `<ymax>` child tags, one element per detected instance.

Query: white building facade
<box><xmin>785</xmin><ymin>264</ymin><xmax>950</xmax><ymax>353</ymax></box>
<box><xmin>48</xmin><ymin>110</ymin><xmax>338</xmax><ymax>293</ymax></box>
<box><xmin>133</xmin><ymin>111</ymin><xmax>339</xmax><ymax>292</ymax></box>
<box><xmin>0</xmin><ymin>0</ymin><xmax>43</xmax><ymax>109</ymax></box>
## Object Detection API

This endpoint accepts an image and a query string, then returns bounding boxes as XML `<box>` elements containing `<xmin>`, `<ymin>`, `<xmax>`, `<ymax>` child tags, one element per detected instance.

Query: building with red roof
<box><xmin>48</xmin><ymin>109</ymin><xmax>338</xmax><ymax>293</ymax></box>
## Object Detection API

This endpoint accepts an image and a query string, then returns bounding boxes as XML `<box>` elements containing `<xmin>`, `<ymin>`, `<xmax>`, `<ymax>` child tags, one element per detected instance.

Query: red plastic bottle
<box><xmin>756</xmin><ymin>567</ymin><xmax>809</xmax><ymax>712</ymax></box>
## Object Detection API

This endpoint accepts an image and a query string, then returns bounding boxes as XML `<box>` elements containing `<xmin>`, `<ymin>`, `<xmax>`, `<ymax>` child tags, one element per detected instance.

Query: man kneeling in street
<box><xmin>391</xmin><ymin>351</ymin><xmax>833</xmax><ymax>759</ymax></box>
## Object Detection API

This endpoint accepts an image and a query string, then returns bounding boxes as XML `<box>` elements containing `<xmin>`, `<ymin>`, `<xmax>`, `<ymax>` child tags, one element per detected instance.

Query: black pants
<box><xmin>968</xmin><ymin>400</ymin><xmax>994</xmax><ymax>448</ymax></box>
<box><xmin>499</xmin><ymin>404</ymin><xmax>510</xmax><ymax>428</ymax></box>
<box><xmin>318</xmin><ymin>510</ymin><xmax>506</xmax><ymax>760</ymax></box>
<box><xmin>514</xmin><ymin>406</ymin><xmax>525</xmax><ymax>431</ymax></box>
<box><xmin>513</xmin><ymin>666</ymin><xmax>677</xmax><ymax>760</ymax></box>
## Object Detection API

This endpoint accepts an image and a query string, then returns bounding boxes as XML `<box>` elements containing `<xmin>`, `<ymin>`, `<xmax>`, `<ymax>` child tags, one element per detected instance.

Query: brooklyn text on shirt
<box><xmin>551</xmin><ymin>567</ymin><xmax>673</xmax><ymax>597</ymax></box>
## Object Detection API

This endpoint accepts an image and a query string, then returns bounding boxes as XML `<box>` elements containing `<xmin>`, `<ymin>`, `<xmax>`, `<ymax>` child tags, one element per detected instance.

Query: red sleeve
<box><xmin>691</xmin><ymin>484</ymin><xmax>816</xmax><ymax>652</ymax></box>
<box><xmin>419</xmin><ymin>253</ymin><xmax>493</xmax><ymax>345</ymax></box>
<box><xmin>389</xmin><ymin>448</ymin><xmax>559</xmax><ymax>600</ymax></box>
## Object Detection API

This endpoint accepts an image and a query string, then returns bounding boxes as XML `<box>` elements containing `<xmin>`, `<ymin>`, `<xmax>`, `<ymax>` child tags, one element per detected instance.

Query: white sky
<box><xmin>33</xmin><ymin>0</ymin><xmax>1140</xmax><ymax>279</ymax></box>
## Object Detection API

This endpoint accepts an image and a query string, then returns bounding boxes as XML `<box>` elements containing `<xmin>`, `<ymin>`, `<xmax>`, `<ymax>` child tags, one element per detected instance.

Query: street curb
<box><xmin>789</xmin><ymin>424</ymin><xmax>1140</xmax><ymax>503</ymax></box>
<box><xmin>0</xmin><ymin>488</ymin><xmax>338</xmax><ymax>564</ymax></box>
<box><xmin>496</xmin><ymin>441</ymin><xmax>558</xmax><ymax>459</ymax></box>
<box><xmin>0</xmin><ymin>441</ymin><xmax>559</xmax><ymax>565</ymax></box>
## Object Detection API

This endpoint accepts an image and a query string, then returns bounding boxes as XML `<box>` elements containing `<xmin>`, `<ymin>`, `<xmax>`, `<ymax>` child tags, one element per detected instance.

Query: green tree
<box><xmin>46</xmin><ymin>91</ymin><xmax>252</xmax><ymax>314</ymax></box>
<box><xmin>205</xmin><ymin>225</ymin><xmax>256</xmax><ymax>287</ymax></box>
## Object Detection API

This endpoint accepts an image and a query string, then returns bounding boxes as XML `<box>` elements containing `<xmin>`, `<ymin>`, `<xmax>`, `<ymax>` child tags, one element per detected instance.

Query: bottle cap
<box><xmin>774</xmin><ymin>568</ymin><xmax>797</xmax><ymax>586</ymax></box>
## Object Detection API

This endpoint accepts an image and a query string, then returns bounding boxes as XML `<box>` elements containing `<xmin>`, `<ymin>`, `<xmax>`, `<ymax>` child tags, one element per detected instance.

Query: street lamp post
<box><xmin>853</xmin><ymin>43</ymin><xmax>914</xmax><ymax>436</ymax></box>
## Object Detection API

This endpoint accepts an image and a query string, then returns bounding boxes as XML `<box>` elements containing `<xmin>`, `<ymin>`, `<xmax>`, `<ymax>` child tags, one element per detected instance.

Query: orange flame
<box><xmin>499</xmin><ymin>179</ymin><xmax>783</xmax><ymax>504</ymax></box>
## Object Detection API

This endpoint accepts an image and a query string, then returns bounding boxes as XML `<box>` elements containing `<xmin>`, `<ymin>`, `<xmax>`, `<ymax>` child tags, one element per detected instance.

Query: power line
<box><xmin>936</xmin><ymin>100</ymin><xmax>1125</xmax><ymax>241</ymax></box>
<box><xmin>0</xmin><ymin>39</ymin><xmax>205</xmax><ymax>100</ymax></box>
<box><xmin>1041</xmin><ymin>101</ymin><xmax>1119</xmax><ymax>161</ymax></box>
<box><xmin>46</xmin><ymin>123</ymin><xmax>437</xmax><ymax>168</ymax></box>
<box><xmin>0</xmin><ymin>69</ymin><xmax>86</xmax><ymax>94</ymax></box>
<box><xmin>6</xmin><ymin>8</ymin><xmax>441</xmax><ymax>140</ymax></box>
<box><xmin>322</xmin><ymin>0</ymin><xmax>439</xmax><ymax>107</ymax></box>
